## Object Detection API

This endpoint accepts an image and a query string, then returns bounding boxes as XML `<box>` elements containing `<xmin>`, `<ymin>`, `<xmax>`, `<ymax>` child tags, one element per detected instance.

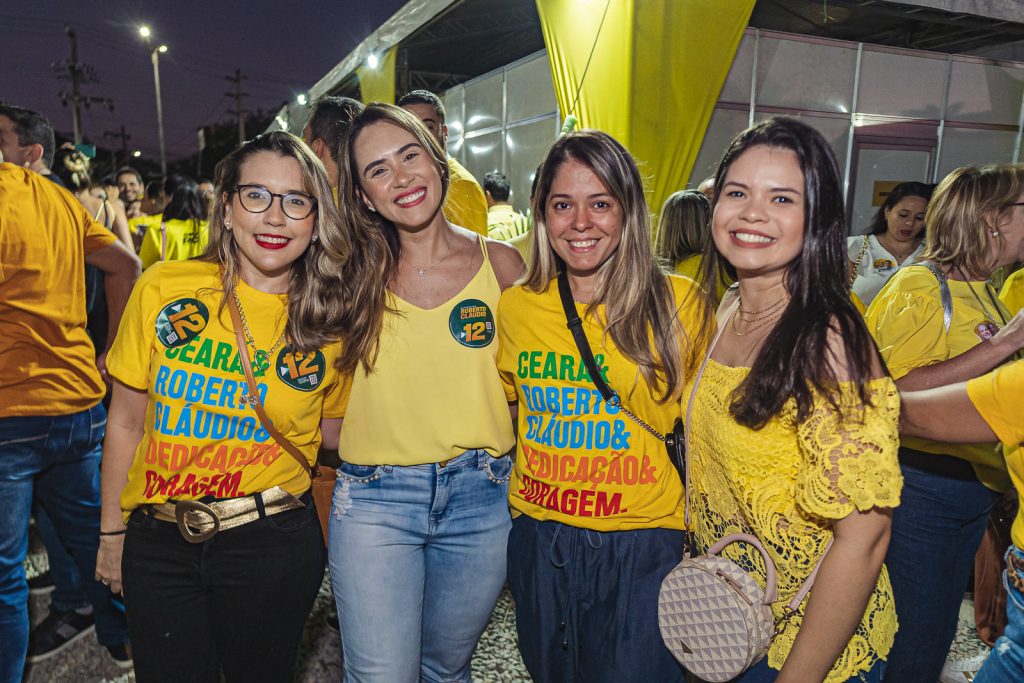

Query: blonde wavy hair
<box><xmin>525</xmin><ymin>130</ymin><xmax>694</xmax><ymax>401</ymax></box>
<box><xmin>923</xmin><ymin>164</ymin><xmax>1024</xmax><ymax>277</ymax></box>
<box><xmin>200</xmin><ymin>131</ymin><xmax>354</xmax><ymax>357</ymax></box>
<box><xmin>333</xmin><ymin>103</ymin><xmax>451</xmax><ymax>374</ymax></box>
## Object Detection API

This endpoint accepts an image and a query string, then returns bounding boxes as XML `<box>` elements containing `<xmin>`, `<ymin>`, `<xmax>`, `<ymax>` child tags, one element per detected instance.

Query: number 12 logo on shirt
<box><xmin>449</xmin><ymin>298</ymin><xmax>495</xmax><ymax>348</ymax></box>
<box><xmin>276</xmin><ymin>347</ymin><xmax>326</xmax><ymax>391</ymax></box>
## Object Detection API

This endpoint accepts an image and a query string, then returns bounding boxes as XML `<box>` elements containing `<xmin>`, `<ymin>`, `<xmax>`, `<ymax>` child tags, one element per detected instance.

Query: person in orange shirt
<box><xmin>0</xmin><ymin>116</ymin><xmax>141</xmax><ymax>679</ymax></box>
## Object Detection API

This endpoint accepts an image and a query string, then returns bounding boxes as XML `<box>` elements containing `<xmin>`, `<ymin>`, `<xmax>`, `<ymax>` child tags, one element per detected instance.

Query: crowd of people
<box><xmin>1</xmin><ymin>83</ymin><xmax>1023</xmax><ymax>683</ymax></box>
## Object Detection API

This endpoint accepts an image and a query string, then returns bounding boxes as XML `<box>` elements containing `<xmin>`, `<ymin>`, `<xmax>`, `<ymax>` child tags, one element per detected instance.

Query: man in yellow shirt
<box><xmin>115</xmin><ymin>166</ymin><xmax>147</xmax><ymax>220</ymax></box>
<box><xmin>302</xmin><ymin>95</ymin><xmax>364</xmax><ymax>190</ymax></box>
<box><xmin>483</xmin><ymin>171</ymin><xmax>528</xmax><ymax>241</ymax></box>
<box><xmin>0</xmin><ymin>147</ymin><xmax>141</xmax><ymax>674</ymax></box>
<box><xmin>399</xmin><ymin>90</ymin><xmax>488</xmax><ymax>236</ymax></box>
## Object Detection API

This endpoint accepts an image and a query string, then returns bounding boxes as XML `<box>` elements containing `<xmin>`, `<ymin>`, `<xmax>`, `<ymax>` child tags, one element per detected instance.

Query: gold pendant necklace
<box><xmin>955</xmin><ymin>267</ymin><xmax>1005</xmax><ymax>329</ymax></box>
<box><xmin>731</xmin><ymin>294</ymin><xmax>788</xmax><ymax>337</ymax></box>
<box><xmin>231</xmin><ymin>288</ymin><xmax>287</xmax><ymax>376</ymax></box>
<box><xmin>403</xmin><ymin>230</ymin><xmax>453</xmax><ymax>277</ymax></box>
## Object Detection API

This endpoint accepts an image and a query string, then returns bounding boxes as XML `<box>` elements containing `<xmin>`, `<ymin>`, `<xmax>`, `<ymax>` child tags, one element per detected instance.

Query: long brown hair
<box><xmin>333</xmin><ymin>103</ymin><xmax>451</xmax><ymax>374</ymax></box>
<box><xmin>200</xmin><ymin>131</ymin><xmax>354</xmax><ymax>357</ymax></box>
<box><xmin>525</xmin><ymin>130</ymin><xmax>693</xmax><ymax>402</ymax></box>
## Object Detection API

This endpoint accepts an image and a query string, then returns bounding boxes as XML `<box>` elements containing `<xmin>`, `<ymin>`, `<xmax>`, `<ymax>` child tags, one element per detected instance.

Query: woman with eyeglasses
<box><xmin>94</xmin><ymin>132</ymin><xmax>354</xmax><ymax>682</ymax></box>
<box><xmin>864</xmin><ymin>164</ymin><xmax>1024</xmax><ymax>682</ymax></box>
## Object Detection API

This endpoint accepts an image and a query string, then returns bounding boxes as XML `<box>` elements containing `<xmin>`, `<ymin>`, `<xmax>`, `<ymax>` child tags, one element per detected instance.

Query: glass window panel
<box><xmin>858</xmin><ymin>50</ymin><xmax>946</xmax><ymax>119</ymax></box>
<box><xmin>463</xmin><ymin>131</ymin><xmax>503</xmax><ymax>195</ymax></box>
<box><xmin>936</xmin><ymin>127</ymin><xmax>1018</xmax><ymax>179</ymax></box>
<box><xmin>755</xmin><ymin>110</ymin><xmax>851</xmax><ymax>175</ymax></box>
<box><xmin>756</xmin><ymin>37</ymin><xmax>856</xmax><ymax>114</ymax></box>
<box><xmin>443</xmin><ymin>87</ymin><xmax>466</xmax><ymax>163</ymax></box>
<box><xmin>464</xmin><ymin>72</ymin><xmax>503</xmax><ymax>134</ymax></box>
<box><xmin>506</xmin><ymin>118</ymin><xmax>560</xmax><ymax>215</ymax></box>
<box><xmin>719</xmin><ymin>34</ymin><xmax>755</xmax><ymax>104</ymax></box>
<box><xmin>946</xmin><ymin>60</ymin><xmax>1024</xmax><ymax>126</ymax></box>
<box><xmin>688</xmin><ymin>107</ymin><xmax>749</xmax><ymax>187</ymax></box>
<box><xmin>507</xmin><ymin>54</ymin><xmax>558</xmax><ymax>123</ymax></box>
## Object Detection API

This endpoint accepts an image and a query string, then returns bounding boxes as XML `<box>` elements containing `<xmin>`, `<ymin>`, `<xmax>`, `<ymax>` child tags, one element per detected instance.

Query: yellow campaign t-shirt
<box><xmin>0</xmin><ymin>163</ymin><xmax>117</xmax><ymax>417</ymax></box>
<box><xmin>687</xmin><ymin>363</ymin><xmax>901</xmax><ymax>682</ymax></box>
<box><xmin>1000</xmin><ymin>267</ymin><xmax>1024</xmax><ymax>316</ymax></box>
<box><xmin>496</xmin><ymin>275</ymin><xmax>702</xmax><ymax>531</ymax></box>
<box><xmin>967</xmin><ymin>360</ymin><xmax>1024</xmax><ymax>546</ymax></box>
<box><xmin>866</xmin><ymin>265</ymin><xmax>1012</xmax><ymax>491</ymax></box>
<box><xmin>444</xmin><ymin>157</ymin><xmax>488</xmax><ymax>236</ymax></box>
<box><xmin>138</xmin><ymin>217</ymin><xmax>210</xmax><ymax>269</ymax></box>
<box><xmin>106</xmin><ymin>260</ymin><xmax>344</xmax><ymax>518</ymax></box>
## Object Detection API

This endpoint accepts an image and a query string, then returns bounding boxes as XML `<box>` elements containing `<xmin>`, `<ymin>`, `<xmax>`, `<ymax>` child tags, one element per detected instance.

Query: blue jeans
<box><xmin>739</xmin><ymin>655</ymin><xmax>885</xmax><ymax>681</ymax></box>
<box><xmin>0</xmin><ymin>405</ymin><xmax>129</xmax><ymax>683</ymax></box>
<box><xmin>33</xmin><ymin>503</ymin><xmax>88</xmax><ymax>611</ymax></box>
<box><xmin>975</xmin><ymin>545</ymin><xmax>1024</xmax><ymax>683</ymax></box>
<box><xmin>328</xmin><ymin>450</ymin><xmax>512</xmax><ymax>683</ymax></box>
<box><xmin>507</xmin><ymin>516</ymin><xmax>687</xmax><ymax>683</ymax></box>
<box><xmin>883</xmin><ymin>462</ymin><xmax>999</xmax><ymax>683</ymax></box>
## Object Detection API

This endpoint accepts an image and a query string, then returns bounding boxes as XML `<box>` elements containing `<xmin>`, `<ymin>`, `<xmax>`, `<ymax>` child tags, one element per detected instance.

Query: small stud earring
<box><xmin>312</xmin><ymin>234</ymin><xmax>319</xmax><ymax>243</ymax></box>
<box><xmin>992</xmin><ymin>230</ymin><xmax>1001</xmax><ymax>237</ymax></box>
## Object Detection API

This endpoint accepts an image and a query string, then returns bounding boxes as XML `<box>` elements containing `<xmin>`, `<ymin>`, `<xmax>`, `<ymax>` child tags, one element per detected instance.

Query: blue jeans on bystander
<box><xmin>0</xmin><ymin>405</ymin><xmax>129</xmax><ymax>683</ymax></box>
<box><xmin>974</xmin><ymin>545</ymin><xmax>1024</xmax><ymax>683</ymax></box>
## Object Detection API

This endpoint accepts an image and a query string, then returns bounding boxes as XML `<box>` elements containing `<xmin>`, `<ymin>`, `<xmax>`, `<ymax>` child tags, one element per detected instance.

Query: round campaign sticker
<box><xmin>449</xmin><ymin>298</ymin><xmax>495</xmax><ymax>348</ymax></box>
<box><xmin>155</xmin><ymin>298</ymin><xmax>209</xmax><ymax>348</ymax></box>
<box><xmin>275</xmin><ymin>347</ymin><xmax>327</xmax><ymax>392</ymax></box>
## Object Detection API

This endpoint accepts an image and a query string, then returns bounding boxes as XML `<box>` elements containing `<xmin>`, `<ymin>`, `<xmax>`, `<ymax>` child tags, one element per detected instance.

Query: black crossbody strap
<box><xmin>556</xmin><ymin>270</ymin><xmax>616</xmax><ymax>403</ymax></box>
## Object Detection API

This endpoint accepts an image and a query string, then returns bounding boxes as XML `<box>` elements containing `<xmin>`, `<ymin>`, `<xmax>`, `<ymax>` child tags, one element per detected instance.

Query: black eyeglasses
<box><xmin>232</xmin><ymin>184</ymin><xmax>317</xmax><ymax>220</ymax></box>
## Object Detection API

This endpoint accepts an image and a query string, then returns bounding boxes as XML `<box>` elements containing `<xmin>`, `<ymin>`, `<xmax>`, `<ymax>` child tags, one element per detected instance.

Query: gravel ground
<box><xmin>21</xmin><ymin>537</ymin><xmax>531</xmax><ymax>683</ymax></box>
<box><xmin>20</xmin><ymin>538</ymin><xmax>988</xmax><ymax>683</ymax></box>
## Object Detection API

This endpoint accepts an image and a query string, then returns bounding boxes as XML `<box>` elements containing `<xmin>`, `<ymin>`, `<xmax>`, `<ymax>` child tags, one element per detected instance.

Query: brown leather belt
<box><xmin>1009</xmin><ymin>548</ymin><xmax>1024</xmax><ymax>594</ymax></box>
<box><xmin>147</xmin><ymin>486</ymin><xmax>305</xmax><ymax>544</ymax></box>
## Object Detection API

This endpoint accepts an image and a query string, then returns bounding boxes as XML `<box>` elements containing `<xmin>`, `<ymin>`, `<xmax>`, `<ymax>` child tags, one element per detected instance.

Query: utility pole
<box><xmin>225</xmin><ymin>69</ymin><xmax>248</xmax><ymax>147</ymax></box>
<box><xmin>102</xmin><ymin>124</ymin><xmax>131</xmax><ymax>171</ymax></box>
<box><xmin>53</xmin><ymin>25</ymin><xmax>113</xmax><ymax>144</ymax></box>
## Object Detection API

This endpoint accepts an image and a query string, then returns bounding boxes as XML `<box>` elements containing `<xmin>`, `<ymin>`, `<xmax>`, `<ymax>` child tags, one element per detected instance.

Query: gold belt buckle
<box><xmin>175</xmin><ymin>499</ymin><xmax>220</xmax><ymax>544</ymax></box>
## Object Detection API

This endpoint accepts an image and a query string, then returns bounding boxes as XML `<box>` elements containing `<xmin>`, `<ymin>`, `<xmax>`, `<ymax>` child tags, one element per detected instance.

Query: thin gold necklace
<box><xmin>731</xmin><ymin>295</ymin><xmax>788</xmax><ymax>336</ymax></box>
<box><xmin>403</xmin><ymin>230</ymin><xmax>453</xmax><ymax>277</ymax></box>
<box><xmin>232</xmin><ymin>288</ymin><xmax>287</xmax><ymax>375</ymax></box>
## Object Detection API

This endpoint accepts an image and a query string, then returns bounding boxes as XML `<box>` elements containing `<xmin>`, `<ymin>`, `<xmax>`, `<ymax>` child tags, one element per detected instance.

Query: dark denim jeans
<box><xmin>33</xmin><ymin>492</ymin><xmax>91</xmax><ymax>612</ymax></box>
<box><xmin>0</xmin><ymin>405</ymin><xmax>129</xmax><ymax>683</ymax></box>
<box><xmin>883</xmin><ymin>462</ymin><xmax>999</xmax><ymax>683</ymax></box>
<box><xmin>507</xmin><ymin>515</ymin><xmax>687</xmax><ymax>683</ymax></box>
<box><xmin>121</xmin><ymin>496</ymin><xmax>325</xmax><ymax>683</ymax></box>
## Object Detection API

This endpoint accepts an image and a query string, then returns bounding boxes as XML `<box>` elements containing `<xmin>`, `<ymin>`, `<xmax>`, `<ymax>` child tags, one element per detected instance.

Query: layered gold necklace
<box><xmin>231</xmin><ymin>288</ymin><xmax>287</xmax><ymax>375</ymax></box>
<box><xmin>730</xmin><ymin>295</ymin><xmax>789</xmax><ymax>337</ymax></box>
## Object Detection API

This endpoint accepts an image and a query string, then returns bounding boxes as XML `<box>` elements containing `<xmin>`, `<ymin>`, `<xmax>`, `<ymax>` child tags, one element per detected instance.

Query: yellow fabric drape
<box><xmin>356</xmin><ymin>46</ymin><xmax>397</xmax><ymax>104</ymax></box>
<box><xmin>537</xmin><ymin>0</ymin><xmax>755</xmax><ymax>213</ymax></box>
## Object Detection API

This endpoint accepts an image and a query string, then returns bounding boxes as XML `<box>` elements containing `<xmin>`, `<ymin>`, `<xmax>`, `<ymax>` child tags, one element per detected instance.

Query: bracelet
<box><xmin>99</xmin><ymin>529</ymin><xmax>127</xmax><ymax>536</ymax></box>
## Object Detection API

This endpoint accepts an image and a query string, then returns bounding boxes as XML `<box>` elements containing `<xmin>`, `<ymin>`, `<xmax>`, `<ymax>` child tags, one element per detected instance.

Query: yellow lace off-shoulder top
<box><xmin>687</xmin><ymin>361</ymin><xmax>902</xmax><ymax>682</ymax></box>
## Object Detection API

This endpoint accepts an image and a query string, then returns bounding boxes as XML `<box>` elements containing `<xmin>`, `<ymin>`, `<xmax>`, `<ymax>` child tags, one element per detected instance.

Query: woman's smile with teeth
<box><xmin>569</xmin><ymin>239</ymin><xmax>597</xmax><ymax>249</ymax></box>
<box><xmin>396</xmin><ymin>189</ymin><xmax>426</xmax><ymax>205</ymax></box>
<box><xmin>732</xmin><ymin>231</ymin><xmax>775</xmax><ymax>244</ymax></box>
<box><xmin>256</xmin><ymin>234</ymin><xmax>290</xmax><ymax>244</ymax></box>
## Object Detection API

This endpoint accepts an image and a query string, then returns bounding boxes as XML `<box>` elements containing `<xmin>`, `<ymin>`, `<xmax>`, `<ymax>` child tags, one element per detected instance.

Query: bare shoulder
<box><xmin>486</xmin><ymin>238</ymin><xmax>526</xmax><ymax>291</ymax></box>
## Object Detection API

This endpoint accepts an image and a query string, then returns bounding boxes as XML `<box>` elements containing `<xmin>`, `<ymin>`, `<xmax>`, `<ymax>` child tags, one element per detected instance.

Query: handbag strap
<box><xmin>226</xmin><ymin>289</ymin><xmax>317</xmax><ymax>481</ymax></box>
<box><xmin>921</xmin><ymin>261</ymin><xmax>953</xmax><ymax>333</ymax></box>
<box><xmin>849</xmin><ymin>234</ymin><xmax>871</xmax><ymax>287</ymax></box>
<box><xmin>556</xmin><ymin>270</ymin><xmax>665</xmax><ymax>442</ymax></box>
<box><xmin>684</xmin><ymin>293</ymin><xmax>833</xmax><ymax>612</ymax></box>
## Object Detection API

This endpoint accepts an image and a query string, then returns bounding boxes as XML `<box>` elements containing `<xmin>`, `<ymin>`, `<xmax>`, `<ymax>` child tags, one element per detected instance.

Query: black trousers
<box><xmin>121</xmin><ymin>496</ymin><xmax>325</xmax><ymax>683</ymax></box>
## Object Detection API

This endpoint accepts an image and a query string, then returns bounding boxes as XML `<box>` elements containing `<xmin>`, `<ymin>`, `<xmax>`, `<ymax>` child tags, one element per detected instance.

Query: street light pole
<box><xmin>150</xmin><ymin>46</ymin><xmax>167</xmax><ymax>180</ymax></box>
<box><xmin>139</xmin><ymin>26</ymin><xmax>167</xmax><ymax>180</ymax></box>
